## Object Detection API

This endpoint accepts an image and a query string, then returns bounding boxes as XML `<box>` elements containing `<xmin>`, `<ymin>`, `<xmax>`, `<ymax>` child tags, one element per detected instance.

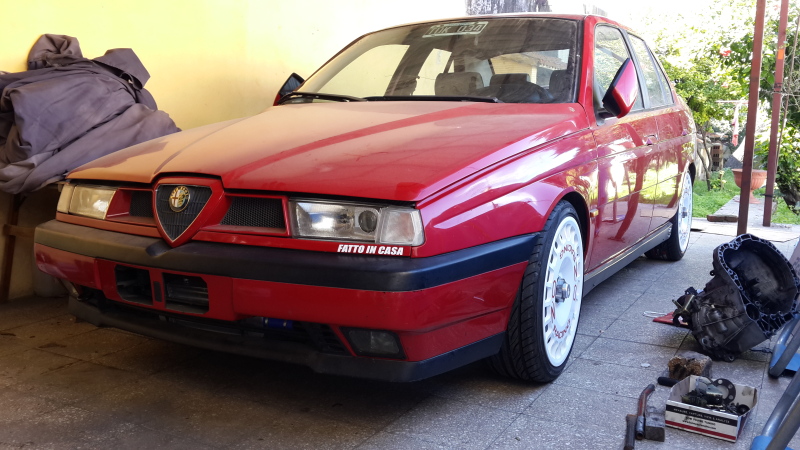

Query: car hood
<box><xmin>72</xmin><ymin>101</ymin><xmax>589</xmax><ymax>202</ymax></box>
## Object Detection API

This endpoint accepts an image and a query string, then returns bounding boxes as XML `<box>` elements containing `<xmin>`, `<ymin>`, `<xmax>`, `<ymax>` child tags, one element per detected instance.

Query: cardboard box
<box><xmin>665</xmin><ymin>375</ymin><xmax>757</xmax><ymax>442</ymax></box>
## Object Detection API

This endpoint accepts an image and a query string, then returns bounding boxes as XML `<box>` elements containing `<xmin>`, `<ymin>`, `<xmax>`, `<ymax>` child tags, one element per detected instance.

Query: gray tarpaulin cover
<box><xmin>0</xmin><ymin>34</ymin><xmax>179</xmax><ymax>194</ymax></box>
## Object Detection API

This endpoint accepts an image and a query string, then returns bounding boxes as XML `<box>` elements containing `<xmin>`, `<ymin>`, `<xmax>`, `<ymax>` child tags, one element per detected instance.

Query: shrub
<box><xmin>756</xmin><ymin>125</ymin><xmax>800</xmax><ymax>214</ymax></box>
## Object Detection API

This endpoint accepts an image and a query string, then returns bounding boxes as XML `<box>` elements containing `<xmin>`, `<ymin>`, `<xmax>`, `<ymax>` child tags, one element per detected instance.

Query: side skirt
<box><xmin>584</xmin><ymin>223</ymin><xmax>672</xmax><ymax>293</ymax></box>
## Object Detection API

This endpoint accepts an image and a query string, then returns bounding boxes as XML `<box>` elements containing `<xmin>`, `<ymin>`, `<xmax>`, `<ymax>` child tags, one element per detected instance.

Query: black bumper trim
<box><xmin>36</xmin><ymin>221</ymin><xmax>537</xmax><ymax>292</ymax></box>
<box><xmin>69</xmin><ymin>296</ymin><xmax>504</xmax><ymax>382</ymax></box>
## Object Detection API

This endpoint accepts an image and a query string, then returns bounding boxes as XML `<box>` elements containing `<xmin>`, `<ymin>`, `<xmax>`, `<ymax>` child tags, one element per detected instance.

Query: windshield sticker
<box><xmin>423</xmin><ymin>22</ymin><xmax>488</xmax><ymax>38</ymax></box>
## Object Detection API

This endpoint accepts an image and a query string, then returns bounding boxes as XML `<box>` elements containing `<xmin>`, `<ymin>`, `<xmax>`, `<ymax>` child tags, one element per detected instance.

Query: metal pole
<box><xmin>738</xmin><ymin>0</ymin><xmax>767</xmax><ymax>235</ymax></box>
<box><xmin>763</xmin><ymin>0</ymin><xmax>790</xmax><ymax>226</ymax></box>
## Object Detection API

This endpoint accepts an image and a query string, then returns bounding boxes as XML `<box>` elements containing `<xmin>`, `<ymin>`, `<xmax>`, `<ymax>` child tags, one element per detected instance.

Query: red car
<box><xmin>34</xmin><ymin>14</ymin><xmax>694</xmax><ymax>382</ymax></box>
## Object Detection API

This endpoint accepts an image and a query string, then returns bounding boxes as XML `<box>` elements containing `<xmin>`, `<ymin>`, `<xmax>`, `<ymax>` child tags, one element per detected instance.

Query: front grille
<box><xmin>155</xmin><ymin>185</ymin><xmax>212</xmax><ymax>240</ymax></box>
<box><xmin>129</xmin><ymin>191</ymin><xmax>154</xmax><ymax>218</ymax></box>
<box><xmin>221</xmin><ymin>197</ymin><xmax>285</xmax><ymax>229</ymax></box>
<box><xmin>163</xmin><ymin>273</ymin><xmax>209</xmax><ymax>314</ymax></box>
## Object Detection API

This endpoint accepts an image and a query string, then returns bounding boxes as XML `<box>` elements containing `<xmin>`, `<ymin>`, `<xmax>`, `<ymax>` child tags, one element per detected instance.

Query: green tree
<box><xmin>719</xmin><ymin>7</ymin><xmax>800</xmax><ymax>212</ymax></box>
<box><xmin>662</xmin><ymin>54</ymin><xmax>748</xmax><ymax>189</ymax></box>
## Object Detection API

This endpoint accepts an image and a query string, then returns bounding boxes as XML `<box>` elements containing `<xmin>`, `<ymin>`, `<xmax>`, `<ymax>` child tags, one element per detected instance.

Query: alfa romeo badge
<box><xmin>169</xmin><ymin>186</ymin><xmax>191</xmax><ymax>212</ymax></box>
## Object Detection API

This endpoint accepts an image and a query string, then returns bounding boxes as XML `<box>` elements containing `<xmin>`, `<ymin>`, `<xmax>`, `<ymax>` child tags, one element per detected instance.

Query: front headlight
<box><xmin>57</xmin><ymin>184</ymin><xmax>116</xmax><ymax>219</ymax></box>
<box><xmin>290</xmin><ymin>200</ymin><xmax>424</xmax><ymax>246</ymax></box>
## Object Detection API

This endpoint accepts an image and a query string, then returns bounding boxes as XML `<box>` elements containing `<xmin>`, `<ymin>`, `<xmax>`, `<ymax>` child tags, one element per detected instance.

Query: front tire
<box><xmin>645</xmin><ymin>173</ymin><xmax>693</xmax><ymax>261</ymax></box>
<box><xmin>489</xmin><ymin>201</ymin><xmax>583</xmax><ymax>382</ymax></box>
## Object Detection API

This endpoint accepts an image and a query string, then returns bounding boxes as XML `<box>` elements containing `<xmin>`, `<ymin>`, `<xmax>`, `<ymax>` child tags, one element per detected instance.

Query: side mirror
<box><xmin>601</xmin><ymin>58</ymin><xmax>637</xmax><ymax>118</ymax></box>
<box><xmin>274</xmin><ymin>73</ymin><xmax>305</xmax><ymax>106</ymax></box>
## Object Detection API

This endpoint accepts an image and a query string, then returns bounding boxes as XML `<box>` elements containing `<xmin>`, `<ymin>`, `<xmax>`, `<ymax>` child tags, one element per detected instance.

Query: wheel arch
<box><xmin>557</xmin><ymin>190</ymin><xmax>590</xmax><ymax>252</ymax></box>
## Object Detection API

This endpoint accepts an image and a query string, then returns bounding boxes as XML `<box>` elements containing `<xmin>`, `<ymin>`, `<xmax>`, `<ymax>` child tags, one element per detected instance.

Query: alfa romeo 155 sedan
<box><xmin>34</xmin><ymin>14</ymin><xmax>694</xmax><ymax>382</ymax></box>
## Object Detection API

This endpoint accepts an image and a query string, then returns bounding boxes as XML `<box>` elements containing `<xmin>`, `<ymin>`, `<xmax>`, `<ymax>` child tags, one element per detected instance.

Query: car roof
<box><xmin>369</xmin><ymin>14</ymin><xmax>631</xmax><ymax>36</ymax></box>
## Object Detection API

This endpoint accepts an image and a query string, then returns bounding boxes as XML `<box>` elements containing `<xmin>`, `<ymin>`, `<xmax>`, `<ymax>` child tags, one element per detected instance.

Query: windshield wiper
<box><xmin>278</xmin><ymin>91</ymin><xmax>367</xmax><ymax>104</ymax></box>
<box><xmin>363</xmin><ymin>95</ymin><xmax>502</xmax><ymax>103</ymax></box>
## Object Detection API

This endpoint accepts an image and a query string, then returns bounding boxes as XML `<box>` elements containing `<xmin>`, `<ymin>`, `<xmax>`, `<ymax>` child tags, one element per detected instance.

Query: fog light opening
<box><xmin>344</xmin><ymin>328</ymin><xmax>405</xmax><ymax>359</ymax></box>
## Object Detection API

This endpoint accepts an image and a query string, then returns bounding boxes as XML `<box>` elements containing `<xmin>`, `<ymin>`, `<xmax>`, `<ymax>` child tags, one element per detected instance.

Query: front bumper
<box><xmin>35</xmin><ymin>220</ymin><xmax>535</xmax><ymax>381</ymax></box>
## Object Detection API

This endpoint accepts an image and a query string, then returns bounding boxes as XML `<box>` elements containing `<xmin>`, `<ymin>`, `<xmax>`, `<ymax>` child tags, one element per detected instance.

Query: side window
<box><xmin>594</xmin><ymin>26</ymin><xmax>643</xmax><ymax>110</ymax></box>
<box><xmin>629</xmin><ymin>36</ymin><xmax>673</xmax><ymax>108</ymax></box>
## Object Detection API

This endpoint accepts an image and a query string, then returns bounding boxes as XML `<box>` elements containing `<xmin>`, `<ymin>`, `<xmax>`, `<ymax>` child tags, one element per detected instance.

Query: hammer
<box><xmin>624</xmin><ymin>383</ymin><xmax>666</xmax><ymax>448</ymax></box>
<box><xmin>636</xmin><ymin>384</ymin><xmax>655</xmax><ymax>439</ymax></box>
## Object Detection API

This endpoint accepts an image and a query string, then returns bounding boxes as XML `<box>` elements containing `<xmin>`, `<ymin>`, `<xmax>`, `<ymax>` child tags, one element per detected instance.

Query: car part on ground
<box><xmin>673</xmin><ymin>234</ymin><xmax>800</xmax><ymax>362</ymax></box>
<box><xmin>667</xmin><ymin>351</ymin><xmax>712</xmax><ymax>380</ymax></box>
<box><xmin>623</xmin><ymin>383</ymin><xmax>665</xmax><ymax>449</ymax></box>
<box><xmin>680</xmin><ymin>376</ymin><xmax>750</xmax><ymax>416</ymax></box>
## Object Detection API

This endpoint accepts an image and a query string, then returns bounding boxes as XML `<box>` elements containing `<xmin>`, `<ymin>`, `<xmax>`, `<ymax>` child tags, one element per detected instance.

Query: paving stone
<box><xmin>581</xmin><ymin>337</ymin><xmax>677</xmax><ymax>370</ymax></box>
<box><xmin>232</xmin><ymin>408</ymin><xmax>374</xmax><ymax>449</ymax></box>
<box><xmin>73</xmin><ymin>375</ymin><xmax>213</xmax><ymax>426</ymax></box>
<box><xmin>37</xmin><ymin>327</ymin><xmax>149</xmax><ymax>361</ymax></box>
<box><xmin>569</xmin><ymin>332</ymin><xmax>595</xmax><ymax>360</ymax></box>
<box><xmin>0</xmin><ymin>405</ymin><xmax>144</xmax><ymax>449</ymax></box>
<box><xmin>384</xmin><ymin>397</ymin><xmax>517</xmax><ymax>449</ymax></box>
<box><xmin>582</xmin><ymin>285</ymin><xmax>642</xmax><ymax>316</ymax></box>
<box><xmin>429</xmin><ymin>368</ymin><xmax>547</xmax><ymax>413</ymax></box>
<box><xmin>274</xmin><ymin>376</ymin><xmax>430</xmax><ymax>430</ymax></box>
<box><xmin>0</xmin><ymin>386</ymin><xmax>63</xmax><ymax>423</ymax></box>
<box><xmin>95</xmin><ymin>339</ymin><xmax>202</xmax><ymax>375</ymax></box>
<box><xmin>524</xmin><ymin>383</ymin><xmax>633</xmax><ymax>424</ymax></box>
<box><xmin>0</xmin><ymin>348</ymin><xmax>79</xmax><ymax>387</ymax></box>
<box><xmin>150</xmin><ymin>349</ymin><xmax>272</xmax><ymax>393</ymax></box>
<box><xmin>5</xmin><ymin>314</ymin><xmax>96</xmax><ymax>350</ymax></box>
<box><xmin>0</xmin><ymin>333</ymin><xmax>28</xmax><ymax>358</ymax></box>
<box><xmin>356</xmin><ymin>431</ymin><xmax>446</xmax><ymax>449</ymax></box>
<box><xmin>590</xmin><ymin>272</ymin><xmax>655</xmax><ymax>295</ymax></box>
<box><xmin>138</xmin><ymin>390</ymin><xmax>320</xmax><ymax>448</ymax></box>
<box><xmin>490</xmin><ymin>414</ymin><xmax>622</xmax><ymax>449</ymax></box>
<box><xmin>554</xmin><ymin>358</ymin><xmax>662</xmax><ymax>399</ymax></box>
<box><xmin>11</xmin><ymin>360</ymin><xmax>143</xmax><ymax>404</ymax></box>
<box><xmin>613</xmin><ymin>257</ymin><xmax>673</xmax><ymax>282</ymax></box>
<box><xmin>628</xmin><ymin>288</ymin><xmax>683</xmax><ymax>315</ymax></box>
<box><xmin>88</xmin><ymin>423</ymin><xmax>219</xmax><ymax>450</ymax></box>
<box><xmin>0</xmin><ymin>296</ymin><xmax>68</xmax><ymax>331</ymax></box>
<box><xmin>601</xmin><ymin>315</ymin><xmax>689</xmax><ymax>348</ymax></box>
<box><xmin>576</xmin><ymin>307</ymin><xmax>618</xmax><ymax>337</ymax></box>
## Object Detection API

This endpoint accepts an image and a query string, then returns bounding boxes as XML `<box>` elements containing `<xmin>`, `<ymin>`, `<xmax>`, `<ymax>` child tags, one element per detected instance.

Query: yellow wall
<box><xmin>0</xmin><ymin>0</ymin><xmax>465</xmax><ymax>300</ymax></box>
<box><xmin>0</xmin><ymin>0</ymin><xmax>465</xmax><ymax>130</ymax></box>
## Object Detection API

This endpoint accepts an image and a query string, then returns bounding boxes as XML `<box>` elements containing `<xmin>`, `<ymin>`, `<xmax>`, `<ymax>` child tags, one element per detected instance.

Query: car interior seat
<box><xmin>489</xmin><ymin>73</ymin><xmax>531</xmax><ymax>86</ymax></box>
<box><xmin>434</xmin><ymin>72</ymin><xmax>484</xmax><ymax>97</ymax></box>
<box><xmin>548</xmin><ymin>70</ymin><xmax>572</xmax><ymax>102</ymax></box>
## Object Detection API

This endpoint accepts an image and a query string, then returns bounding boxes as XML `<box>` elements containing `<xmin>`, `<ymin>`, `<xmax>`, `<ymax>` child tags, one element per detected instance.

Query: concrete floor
<box><xmin>2</xmin><ymin>230</ymin><xmax>800</xmax><ymax>449</ymax></box>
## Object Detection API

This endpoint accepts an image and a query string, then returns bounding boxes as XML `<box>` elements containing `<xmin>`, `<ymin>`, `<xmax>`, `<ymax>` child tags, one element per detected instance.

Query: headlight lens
<box><xmin>60</xmin><ymin>184</ymin><xmax>116</xmax><ymax>219</ymax></box>
<box><xmin>291</xmin><ymin>200</ymin><xmax>424</xmax><ymax>246</ymax></box>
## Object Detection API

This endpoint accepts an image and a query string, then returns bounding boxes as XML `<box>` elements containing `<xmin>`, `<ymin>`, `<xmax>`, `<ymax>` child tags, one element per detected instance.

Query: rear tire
<box><xmin>488</xmin><ymin>201</ymin><xmax>583</xmax><ymax>382</ymax></box>
<box><xmin>645</xmin><ymin>173</ymin><xmax>693</xmax><ymax>261</ymax></box>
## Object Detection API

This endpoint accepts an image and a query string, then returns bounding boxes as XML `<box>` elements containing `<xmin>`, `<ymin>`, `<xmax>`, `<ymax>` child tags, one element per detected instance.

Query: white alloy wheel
<box><xmin>542</xmin><ymin>215</ymin><xmax>583</xmax><ymax>367</ymax></box>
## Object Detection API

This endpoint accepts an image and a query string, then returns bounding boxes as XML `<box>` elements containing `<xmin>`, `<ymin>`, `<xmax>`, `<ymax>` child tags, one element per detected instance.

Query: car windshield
<box><xmin>297</xmin><ymin>18</ymin><xmax>579</xmax><ymax>104</ymax></box>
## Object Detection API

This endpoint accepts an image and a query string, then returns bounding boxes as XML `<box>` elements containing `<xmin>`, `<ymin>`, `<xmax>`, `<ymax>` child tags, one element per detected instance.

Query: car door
<box><xmin>627</xmin><ymin>34</ymin><xmax>686</xmax><ymax>229</ymax></box>
<box><xmin>588</xmin><ymin>25</ymin><xmax>660</xmax><ymax>270</ymax></box>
